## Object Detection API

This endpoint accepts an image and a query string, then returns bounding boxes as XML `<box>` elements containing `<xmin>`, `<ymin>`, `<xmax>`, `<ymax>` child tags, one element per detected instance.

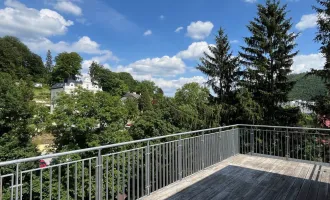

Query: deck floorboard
<box><xmin>142</xmin><ymin>155</ymin><xmax>330</xmax><ymax>200</ymax></box>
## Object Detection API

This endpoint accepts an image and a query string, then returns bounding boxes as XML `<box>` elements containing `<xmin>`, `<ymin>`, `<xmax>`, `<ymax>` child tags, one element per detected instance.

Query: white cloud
<box><xmin>151</xmin><ymin>76</ymin><xmax>207</xmax><ymax>96</ymax></box>
<box><xmin>117</xmin><ymin>56</ymin><xmax>186</xmax><ymax>77</ymax></box>
<box><xmin>54</xmin><ymin>0</ymin><xmax>82</xmax><ymax>16</ymax></box>
<box><xmin>295</xmin><ymin>13</ymin><xmax>317</xmax><ymax>31</ymax></box>
<box><xmin>175</xmin><ymin>27</ymin><xmax>183</xmax><ymax>33</ymax></box>
<box><xmin>24</xmin><ymin>36</ymin><xmax>118</xmax><ymax>71</ymax></box>
<box><xmin>144</xmin><ymin>30</ymin><xmax>152</xmax><ymax>36</ymax></box>
<box><xmin>186</xmin><ymin>21</ymin><xmax>214</xmax><ymax>40</ymax></box>
<box><xmin>159</xmin><ymin>15</ymin><xmax>165</xmax><ymax>20</ymax></box>
<box><xmin>230</xmin><ymin>40</ymin><xmax>239</xmax><ymax>44</ymax></box>
<box><xmin>176</xmin><ymin>41</ymin><xmax>212</xmax><ymax>60</ymax></box>
<box><xmin>292</xmin><ymin>53</ymin><xmax>325</xmax><ymax>73</ymax></box>
<box><xmin>244</xmin><ymin>0</ymin><xmax>257</xmax><ymax>3</ymax></box>
<box><xmin>0</xmin><ymin>0</ymin><xmax>73</xmax><ymax>38</ymax></box>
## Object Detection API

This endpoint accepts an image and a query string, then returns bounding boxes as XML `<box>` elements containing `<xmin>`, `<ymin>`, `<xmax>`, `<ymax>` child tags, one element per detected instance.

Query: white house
<box><xmin>50</xmin><ymin>76</ymin><xmax>102</xmax><ymax>113</ymax></box>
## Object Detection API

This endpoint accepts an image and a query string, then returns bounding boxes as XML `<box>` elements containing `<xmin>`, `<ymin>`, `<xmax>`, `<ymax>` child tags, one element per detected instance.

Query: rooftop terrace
<box><xmin>1</xmin><ymin>124</ymin><xmax>330</xmax><ymax>199</ymax></box>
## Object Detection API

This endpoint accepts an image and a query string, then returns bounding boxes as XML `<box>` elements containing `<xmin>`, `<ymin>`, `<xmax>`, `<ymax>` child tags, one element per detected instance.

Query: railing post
<box><xmin>219</xmin><ymin>129</ymin><xmax>222</xmax><ymax>161</ymax></box>
<box><xmin>15</xmin><ymin>163</ymin><xmax>19</xmax><ymax>200</ymax></box>
<box><xmin>96</xmin><ymin>149</ymin><xmax>103</xmax><ymax>200</ymax></box>
<box><xmin>250</xmin><ymin>127</ymin><xmax>254</xmax><ymax>155</ymax></box>
<box><xmin>286</xmin><ymin>128</ymin><xmax>290</xmax><ymax>160</ymax></box>
<box><xmin>145</xmin><ymin>141</ymin><xmax>150</xmax><ymax>195</ymax></box>
<box><xmin>202</xmin><ymin>131</ymin><xmax>205</xmax><ymax>169</ymax></box>
<box><xmin>178</xmin><ymin>135</ymin><xmax>182</xmax><ymax>180</ymax></box>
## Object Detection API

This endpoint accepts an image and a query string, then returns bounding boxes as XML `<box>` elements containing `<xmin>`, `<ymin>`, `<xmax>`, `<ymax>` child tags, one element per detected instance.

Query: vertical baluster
<box><xmin>111</xmin><ymin>156</ymin><xmax>114</xmax><ymax>200</ymax></box>
<box><xmin>146</xmin><ymin>141</ymin><xmax>150</xmax><ymax>196</ymax></box>
<box><xmin>82</xmin><ymin>161</ymin><xmax>84</xmax><ymax>200</ymax></box>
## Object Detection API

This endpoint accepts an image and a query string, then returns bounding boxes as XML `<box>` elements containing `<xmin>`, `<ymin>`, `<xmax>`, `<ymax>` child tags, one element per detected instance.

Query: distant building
<box><xmin>34</xmin><ymin>83</ymin><xmax>43</xmax><ymax>88</ymax></box>
<box><xmin>50</xmin><ymin>76</ymin><xmax>102</xmax><ymax>113</ymax></box>
<box><xmin>282</xmin><ymin>100</ymin><xmax>314</xmax><ymax>114</ymax></box>
<box><xmin>121</xmin><ymin>92</ymin><xmax>141</xmax><ymax>101</ymax></box>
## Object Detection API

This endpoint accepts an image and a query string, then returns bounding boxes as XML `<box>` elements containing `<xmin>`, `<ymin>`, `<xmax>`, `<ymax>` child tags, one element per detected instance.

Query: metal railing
<box><xmin>239</xmin><ymin>125</ymin><xmax>330</xmax><ymax>165</ymax></box>
<box><xmin>0</xmin><ymin>124</ymin><xmax>329</xmax><ymax>200</ymax></box>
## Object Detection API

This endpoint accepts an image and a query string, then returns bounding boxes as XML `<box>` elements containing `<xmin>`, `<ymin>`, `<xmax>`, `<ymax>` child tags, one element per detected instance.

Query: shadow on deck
<box><xmin>143</xmin><ymin>155</ymin><xmax>330</xmax><ymax>200</ymax></box>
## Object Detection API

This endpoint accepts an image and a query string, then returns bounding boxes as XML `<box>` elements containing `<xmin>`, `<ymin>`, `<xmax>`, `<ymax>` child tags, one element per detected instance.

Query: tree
<box><xmin>306</xmin><ymin>0</ymin><xmax>330</xmax><ymax>126</ymax></box>
<box><xmin>0</xmin><ymin>36</ymin><xmax>46</xmax><ymax>82</ymax></box>
<box><xmin>117</xmin><ymin>72</ymin><xmax>138</xmax><ymax>92</ymax></box>
<box><xmin>89</xmin><ymin>62</ymin><xmax>128</xmax><ymax>96</ymax></box>
<box><xmin>239</xmin><ymin>0</ymin><xmax>299</xmax><ymax>124</ymax></box>
<box><xmin>45</xmin><ymin>50</ymin><xmax>53</xmax><ymax>73</ymax></box>
<box><xmin>49</xmin><ymin>89</ymin><xmax>129</xmax><ymax>151</ymax></box>
<box><xmin>52</xmin><ymin>52</ymin><xmax>83</xmax><ymax>83</ymax></box>
<box><xmin>173</xmin><ymin>83</ymin><xmax>222</xmax><ymax>129</ymax></box>
<box><xmin>129</xmin><ymin>110</ymin><xmax>179</xmax><ymax>140</ymax></box>
<box><xmin>0</xmin><ymin>72</ymin><xmax>40</xmax><ymax>199</ymax></box>
<box><xmin>139</xmin><ymin>88</ymin><xmax>153</xmax><ymax>111</ymax></box>
<box><xmin>197</xmin><ymin>28</ymin><xmax>240</xmax><ymax>103</ymax></box>
<box><xmin>136</xmin><ymin>80</ymin><xmax>159</xmax><ymax>97</ymax></box>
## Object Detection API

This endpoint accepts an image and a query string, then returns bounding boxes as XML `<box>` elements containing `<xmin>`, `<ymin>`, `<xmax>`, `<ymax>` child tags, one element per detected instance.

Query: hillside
<box><xmin>288</xmin><ymin>73</ymin><xmax>327</xmax><ymax>101</ymax></box>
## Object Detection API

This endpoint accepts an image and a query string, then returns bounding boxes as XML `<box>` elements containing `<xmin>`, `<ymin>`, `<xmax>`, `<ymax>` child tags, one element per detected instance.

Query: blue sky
<box><xmin>0</xmin><ymin>0</ymin><xmax>325</xmax><ymax>95</ymax></box>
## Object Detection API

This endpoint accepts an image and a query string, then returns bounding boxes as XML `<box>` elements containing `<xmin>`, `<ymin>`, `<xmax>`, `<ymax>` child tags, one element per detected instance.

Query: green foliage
<box><xmin>136</xmin><ymin>80</ymin><xmax>159</xmax><ymax>97</ymax></box>
<box><xmin>52</xmin><ymin>52</ymin><xmax>83</xmax><ymax>83</ymax></box>
<box><xmin>45</xmin><ymin>50</ymin><xmax>53</xmax><ymax>73</ymax></box>
<box><xmin>239</xmin><ymin>0</ymin><xmax>299</xmax><ymax>124</ymax></box>
<box><xmin>139</xmin><ymin>88</ymin><xmax>153</xmax><ymax>111</ymax></box>
<box><xmin>129</xmin><ymin>110</ymin><xmax>179</xmax><ymax>140</ymax></box>
<box><xmin>288</xmin><ymin>73</ymin><xmax>327</xmax><ymax>100</ymax></box>
<box><xmin>0</xmin><ymin>36</ymin><xmax>46</xmax><ymax>82</ymax></box>
<box><xmin>125</xmin><ymin>98</ymin><xmax>139</xmax><ymax>120</ymax></box>
<box><xmin>89</xmin><ymin>62</ymin><xmax>129</xmax><ymax>96</ymax></box>
<box><xmin>234</xmin><ymin>88</ymin><xmax>263</xmax><ymax>124</ymax></box>
<box><xmin>197</xmin><ymin>28</ymin><xmax>240</xmax><ymax>103</ymax></box>
<box><xmin>117</xmin><ymin>72</ymin><xmax>138</xmax><ymax>92</ymax></box>
<box><xmin>49</xmin><ymin>89</ymin><xmax>130</xmax><ymax>151</ymax></box>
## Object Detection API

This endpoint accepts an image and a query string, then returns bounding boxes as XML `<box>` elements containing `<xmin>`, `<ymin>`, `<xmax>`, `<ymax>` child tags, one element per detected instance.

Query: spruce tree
<box><xmin>308</xmin><ymin>0</ymin><xmax>330</xmax><ymax>125</ymax></box>
<box><xmin>46</xmin><ymin>50</ymin><xmax>53</xmax><ymax>73</ymax></box>
<box><xmin>311</xmin><ymin>0</ymin><xmax>330</xmax><ymax>89</ymax></box>
<box><xmin>239</xmin><ymin>0</ymin><xmax>298</xmax><ymax>124</ymax></box>
<box><xmin>197</xmin><ymin>28</ymin><xmax>240</xmax><ymax>103</ymax></box>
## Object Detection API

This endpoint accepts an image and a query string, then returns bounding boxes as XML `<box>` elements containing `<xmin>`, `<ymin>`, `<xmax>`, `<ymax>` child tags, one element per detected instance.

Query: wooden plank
<box><xmin>209</xmin><ymin>157</ymin><xmax>276</xmax><ymax>200</ymax></box>
<box><xmin>242</xmin><ymin>159</ymin><xmax>288</xmax><ymax>200</ymax></box>
<box><xmin>187</xmin><ymin>157</ymin><xmax>270</xmax><ymax>200</ymax></box>
<box><xmin>187</xmin><ymin>164</ymin><xmax>257</xmax><ymax>200</ymax></box>
<box><xmin>213</xmin><ymin>158</ymin><xmax>279</xmax><ymax>200</ymax></box>
<box><xmin>157</xmin><ymin>155</ymin><xmax>256</xmax><ymax>200</ymax></box>
<box><xmin>295</xmin><ymin>164</ymin><xmax>318</xmax><ymax>200</ymax></box>
<box><xmin>316</xmin><ymin>166</ymin><xmax>330</xmax><ymax>200</ymax></box>
<box><xmin>278</xmin><ymin>163</ymin><xmax>314</xmax><ymax>200</ymax></box>
<box><xmin>273</xmin><ymin>163</ymin><xmax>305</xmax><ymax>200</ymax></box>
<box><xmin>248</xmin><ymin>159</ymin><xmax>294</xmax><ymax>200</ymax></box>
<box><xmin>262</xmin><ymin>161</ymin><xmax>302</xmax><ymax>200</ymax></box>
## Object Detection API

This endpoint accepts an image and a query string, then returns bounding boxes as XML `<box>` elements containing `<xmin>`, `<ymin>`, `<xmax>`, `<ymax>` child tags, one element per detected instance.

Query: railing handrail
<box><xmin>1</xmin><ymin>124</ymin><xmax>329</xmax><ymax>167</ymax></box>
<box><xmin>237</xmin><ymin>124</ymin><xmax>330</xmax><ymax>132</ymax></box>
<box><xmin>0</xmin><ymin>124</ymin><xmax>238</xmax><ymax>167</ymax></box>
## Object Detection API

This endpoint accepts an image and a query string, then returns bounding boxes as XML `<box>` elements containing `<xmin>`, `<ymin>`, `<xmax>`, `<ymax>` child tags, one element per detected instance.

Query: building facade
<box><xmin>50</xmin><ymin>76</ymin><xmax>102</xmax><ymax>113</ymax></box>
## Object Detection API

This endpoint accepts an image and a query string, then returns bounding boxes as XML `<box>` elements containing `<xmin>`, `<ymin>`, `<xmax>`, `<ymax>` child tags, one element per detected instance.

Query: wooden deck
<box><xmin>143</xmin><ymin>154</ymin><xmax>330</xmax><ymax>200</ymax></box>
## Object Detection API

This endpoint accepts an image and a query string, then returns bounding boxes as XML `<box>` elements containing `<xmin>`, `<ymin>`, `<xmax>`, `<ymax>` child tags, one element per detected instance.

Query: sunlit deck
<box><xmin>144</xmin><ymin>154</ymin><xmax>330</xmax><ymax>200</ymax></box>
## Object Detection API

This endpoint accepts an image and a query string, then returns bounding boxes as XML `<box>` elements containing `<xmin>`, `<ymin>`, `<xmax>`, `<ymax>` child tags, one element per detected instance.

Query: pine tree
<box><xmin>197</xmin><ymin>28</ymin><xmax>240</xmax><ymax>103</ymax></box>
<box><xmin>308</xmin><ymin>0</ymin><xmax>330</xmax><ymax>126</ymax></box>
<box><xmin>310</xmin><ymin>0</ymin><xmax>330</xmax><ymax>89</ymax></box>
<box><xmin>239</xmin><ymin>0</ymin><xmax>298</xmax><ymax>124</ymax></box>
<box><xmin>46</xmin><ymin>50</ymin><xmax>53</xmax><ymax>73</ymax></box>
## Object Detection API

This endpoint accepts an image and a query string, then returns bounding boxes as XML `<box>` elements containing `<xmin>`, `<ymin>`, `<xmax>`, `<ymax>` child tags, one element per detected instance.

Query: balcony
<box><xmin>1</xmin><ymin>125</ymin><xmax>330</xmax><ymax>199</ymax></box>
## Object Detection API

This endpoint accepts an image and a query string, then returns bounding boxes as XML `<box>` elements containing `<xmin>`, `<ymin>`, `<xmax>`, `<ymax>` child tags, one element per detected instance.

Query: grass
<box><xmin>33</xmin><ymin>86</ymin><xmax>50</xmax><ymax>101</ymax></box>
